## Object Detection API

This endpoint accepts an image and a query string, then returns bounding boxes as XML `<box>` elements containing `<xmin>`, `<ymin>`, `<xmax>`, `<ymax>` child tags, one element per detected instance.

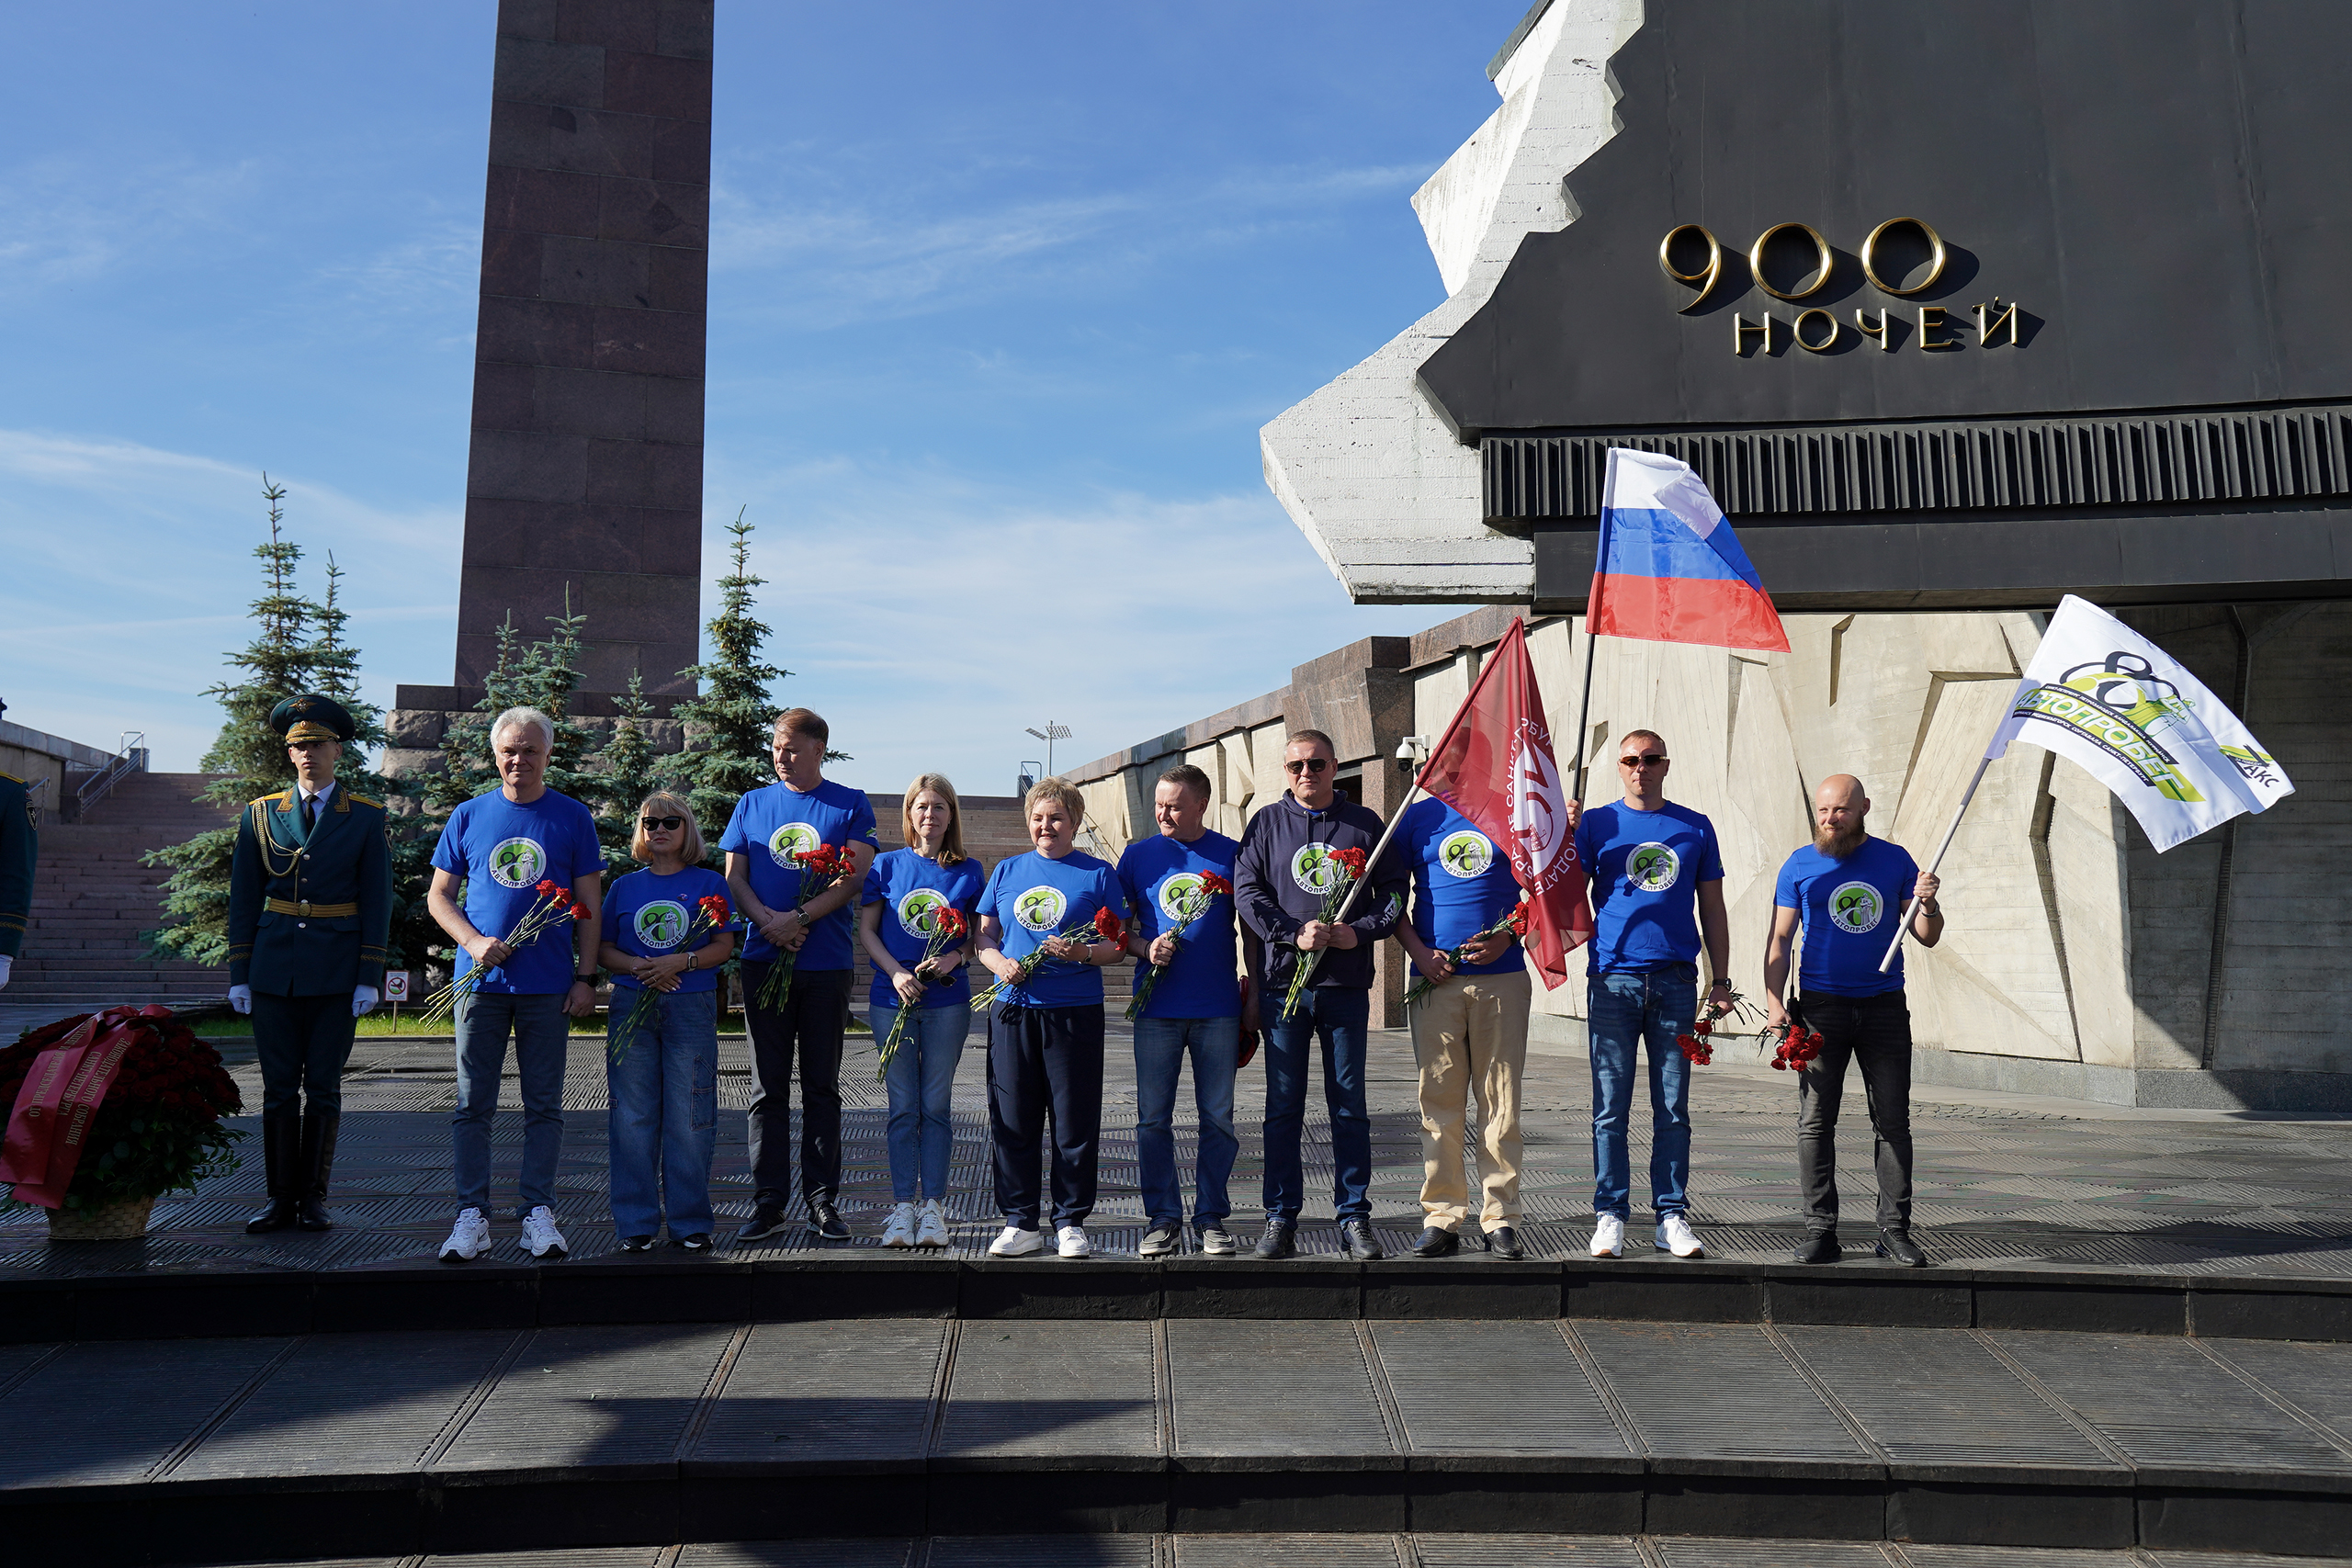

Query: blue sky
<box><xmin>0</xmin><ymin>3</ymin><xmax>1529</xmax><ymax>792</ymax></box>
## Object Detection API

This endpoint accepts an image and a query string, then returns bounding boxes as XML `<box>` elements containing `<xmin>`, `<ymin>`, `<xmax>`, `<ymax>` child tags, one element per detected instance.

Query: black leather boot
<box><xmin>244</xmin><ymin>1110</ymin><xmax>300</xmax><ymax>1233</ymax></box>
<box><xmin>295</xmin><ymin>1107</ymin><xmax>340</xmax><ymax>1231</ymax></box>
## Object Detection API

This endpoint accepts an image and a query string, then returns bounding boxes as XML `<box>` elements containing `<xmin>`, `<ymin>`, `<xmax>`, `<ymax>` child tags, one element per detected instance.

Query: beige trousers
<box><xmin>1408</xmin><ymin>967</ymin><xmax>1532</xmax><ymax>1230</ymax></box>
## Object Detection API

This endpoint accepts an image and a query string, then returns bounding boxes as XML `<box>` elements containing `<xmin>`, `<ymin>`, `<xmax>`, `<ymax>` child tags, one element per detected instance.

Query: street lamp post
<box><xmin>1024</xmin><ymin>722</ymin><xmax>1071</xmax><ymax>776</ymax></box>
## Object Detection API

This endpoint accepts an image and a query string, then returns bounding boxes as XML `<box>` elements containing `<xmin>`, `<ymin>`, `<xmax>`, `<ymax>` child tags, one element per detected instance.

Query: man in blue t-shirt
<box><xmin>720</xmin><ymin>707</ymin><xmax>879</xmax><ymax>1246</ymax></box>
<box><xmin>1765</xmin><ymin>773</ymin><xmax>1944</xmax><ymax>1269</ymax></box>
<box><xmin>1395</xmin><ymin>795</ymin><xmax>1531</xmax><ymax>1260</ymax></box>
<box><xmin>426</xmin><ymin>707</ymin><xmax>605</xmax><ymax>1264</ymax></box>
<box><xmin>1572</xmin><ymin>728</ymin><xmax>1729</xmax><ymax>1264</ymax></box>
<box><xmin>1116</xmin><ymin>763</ymin><xmax>1243</xmax><ymax>1258</ymax></box>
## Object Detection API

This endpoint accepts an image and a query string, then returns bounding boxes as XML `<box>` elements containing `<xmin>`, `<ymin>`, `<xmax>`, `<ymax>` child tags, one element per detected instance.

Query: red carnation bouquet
<box><xmin>1679</xmin><ymin>987</ymin><xmax>1762</xmax><ymax>1066</ymax></box>
<box><xmin>1125</xmin><ymin>870</ymin><xmax>1231</xmax><ymax>1021</ymax></box>
<box><xmin>1764</xmin><ymin>998</ymin><xmax>1825</xmax><ymax>1071</ymax></box>
<box><xmin>876</xmin><ymin>903</ymin><xmax>969</xmax><ymax>1077</ymax></box>
<box><xmin>611</xmin><ymin>893</ymin><xmax>732</xmax><ymax>1062</ymax></box>
<box><xmin>1280</xmin><ymin>843</ymin><xmax>1368</xmax><ymax>1021</ymax></box>
<box><xmin>754</xmin><ymin>843</ymin><xmax>857</xmax><ymax>1010</ymax></box>
<box><xmin>972</xmin><ymin>905</ymin><xmax>1125</xmax><ymax>1012</ymax></box>
<box><xmin>418</xmin><ymin>879</ymin><xmax>586</xmax><ymax>1029</ymax></box>
<box><xmin>0</xmin><ymin>1006</ymin><xmax>243</xmax><ymax>1220</ymax></box>
<box><xmin>1403</xmin><ymin>895</ymin><xmax>1532</xmax><ymax>1010</ymax></box>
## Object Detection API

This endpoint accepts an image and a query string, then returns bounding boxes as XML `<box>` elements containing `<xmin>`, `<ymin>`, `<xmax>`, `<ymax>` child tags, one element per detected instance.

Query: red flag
<box><xmin>1416</xmin><ymin>617</ymin><xmax>1592</xmax><ymax>988</ymax></box>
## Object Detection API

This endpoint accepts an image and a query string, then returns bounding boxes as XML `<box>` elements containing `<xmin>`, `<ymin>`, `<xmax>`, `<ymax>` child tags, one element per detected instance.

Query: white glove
<box><xmin>353</xmin><ymin>985</ymin><xmax>379</xmax><ymax>1019</ymax></box>
<box><xmin>229</xmin><ymin>984</ymin><xmax>253</xmax><ymax>1015</ymax></box>
<box><xmin>0</xmin><ymin>954</ymin><xmax>11</xmax><ymax>991</ymax></box>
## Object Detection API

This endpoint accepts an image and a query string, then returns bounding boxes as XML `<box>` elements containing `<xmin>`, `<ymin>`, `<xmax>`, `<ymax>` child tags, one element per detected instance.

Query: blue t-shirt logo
<box><xmin>634</xmin><ymin>900</ymin><xmax>688</xmax><ymax>949</ymax></box>
<box><xmin>1437</xmin><ymin>829</ymin><xmax>1494</xmax><ymax>879</ymax></box>
<box><xmin>488</xmin><ymin>837</ymin><xmax>545</xmax><ymax>888</ymax></box>
<box><xmin>1013</xmin><ymin>885</ymin><xmax>1068</xmax><ymax>931</ymax></box>
<box><xmin>898</xmin><ymin>887</ymin><xmax>950</xmax><ymax>935</ymax></box>
<box><xmin>1156</xmin><ymin>872</ymin><xmax>1211</xmax><ymax>922</ymax></box>
<box><xmin>1627</xmin><ymin>842</ymin><xmax>1680</xmax><ymax>893</ymax></box>
<box><xmin>766</xmin><ymin>821</ymin><xmax>820</xmax><ymax>867</ymax></box>
<box><xmin>1829</xmin><ymin>881</ymin><xmax>1884</xmax><ymax>934</ymax></box>
<box><xmin>1291</xmin><ymin>843</ymin><xmax>1345</xmax><ymax>895</ymax></box>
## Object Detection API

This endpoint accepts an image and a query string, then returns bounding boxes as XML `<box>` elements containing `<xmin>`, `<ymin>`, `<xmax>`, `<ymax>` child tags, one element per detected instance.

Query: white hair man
<box><xmin>427</xmin><ymin>705</ymin><xmax>605</xmax><ymax>1263</ymax></box>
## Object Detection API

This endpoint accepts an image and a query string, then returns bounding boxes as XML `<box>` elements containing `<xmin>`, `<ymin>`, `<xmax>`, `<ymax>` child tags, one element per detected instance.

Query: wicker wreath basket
<box><xmin>46</xmin><ymin>1195</ymin><xmax>159</xmax><ymax>1241</ymax></box>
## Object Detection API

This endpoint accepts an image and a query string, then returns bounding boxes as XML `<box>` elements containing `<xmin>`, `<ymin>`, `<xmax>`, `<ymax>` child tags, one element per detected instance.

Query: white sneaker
<box><xmin>989</xmin><ymin>1224</ymin><xmax>1044</xmax><ymax>1257</ymax></box>
<box><xmin>440</xmin><ymin>1207</ymin><xmax>490</xmax><ymax>1263</ymax></box>
<box><xmin>1589</xmin><ymin>1213</ymin><xmax>1626</xmax><ymax>1258</ymax></box>
<box><xmin>916</xmin><ymin>1200</ymin><xmax>951</xmax><ymax>1248</ymax></box>
<box><xmin>881</xmin><ymin>1202</ymin><xmax>917</xmax><ymax>1248</ymax></box>
<box><xmin>520</xmin><ymin>1204</ymin><xmax>568</xmax><ymax>1260</ymax></box>
<box><xmin>1656</xmin><ymin>1213</ymin><xmax>1705</xmax><ymax>1258</ymax></box>
<box><xmin>1057</xmin><ymin>1224</ymin><xmax>1091</xmax><ymax>1259</ymax></box>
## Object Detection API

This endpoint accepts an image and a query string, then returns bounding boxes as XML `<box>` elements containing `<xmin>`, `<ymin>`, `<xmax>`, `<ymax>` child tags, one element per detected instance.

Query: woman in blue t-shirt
<box><xmin>856</xmin><ymin>774</ymin><xmax>985</xmax><ymax>1248</ymax></box>
<box><xmin>596</xmin><ymin>793</ymin><xmax>735</xmax><ymax>1252</ymax></box>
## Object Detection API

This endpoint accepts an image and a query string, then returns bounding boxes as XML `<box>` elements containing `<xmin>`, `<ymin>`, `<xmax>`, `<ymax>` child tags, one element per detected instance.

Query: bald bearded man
<box><xmin>1762</xmin><ymin>774</ymin><xmax>1942</xmax><ymax>1269</ymax></box>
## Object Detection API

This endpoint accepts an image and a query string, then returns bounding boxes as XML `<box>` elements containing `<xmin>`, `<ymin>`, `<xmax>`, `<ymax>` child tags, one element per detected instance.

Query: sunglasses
<box><xmin>639</xmin><ymin>816</ymin><xmax>685</xmax><ymax>831</ymax></box>
<box><xmin>1284</xmin><ymin>758</ymin><xmax>1332</xmax><ymax>775</ymax></box>
<box><xmin>1619</xmin><ymin>754</ymin><xmax>1669</xmax><ymax>768</ymax></box>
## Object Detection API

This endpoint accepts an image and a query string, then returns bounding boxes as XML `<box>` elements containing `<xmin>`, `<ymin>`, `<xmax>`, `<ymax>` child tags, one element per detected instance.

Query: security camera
<box><xmin>1396</xmin><ymin>735</ymin><xmax>1430</xmax><ymax>764</ymax></box>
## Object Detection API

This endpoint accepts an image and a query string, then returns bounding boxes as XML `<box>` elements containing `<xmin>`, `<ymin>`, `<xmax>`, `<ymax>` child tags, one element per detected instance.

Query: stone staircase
<box><xmin>5</xmin><ymin>771</ymin><xmax>233</xmax><ymax>1018</ymax></box>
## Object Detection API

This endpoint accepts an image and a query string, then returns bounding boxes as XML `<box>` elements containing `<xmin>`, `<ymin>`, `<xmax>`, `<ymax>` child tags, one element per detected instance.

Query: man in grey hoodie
<box><xmin>1232</xmin><ymin>728</ymin><xmax>1408</xmax><ymax>1260</ymax></box>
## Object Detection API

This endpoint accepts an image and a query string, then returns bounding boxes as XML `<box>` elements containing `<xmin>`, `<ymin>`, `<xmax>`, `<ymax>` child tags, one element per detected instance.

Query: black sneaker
<box><xmin>1254</xmin><ymin>1221</ymin><xmax>1296</xmax><ymax>1260</ymax></box>
<box><xmin>1793</xmin><ymin>1232</ymin><xmax>1841</xmax><ymax>1264</ymax></box>
<box><xmin>617</xmin><ymin>1234</ymin><xmax>656</xmax><ymax>1253</ymax></box>
<box><xmin>809</xmin><ymin>1199</ymin><xmax>852</xmax><ymax>1243</ymax></box>
<box><xmin>1876</xmin><ymin>1229</ymin><xmax>1928</xmax><ymax>1268</ymax></box>
<box><xmin>1139</xmin><ymin>1223</ymin><xmax>1181</xmax><ymax>1258</ymax></box>
<box><xmin>1340</xmin><ymin>1218</ymin><xmax>1384</xmax><ymax>1260</ymax></box>
<box><xmin>674</xmin><ymin>1232</ymin><xmax>713</xmax><ymax>1252</ymax></box>
<box><xmin>737</xmin><ymin>1201</ymin><xmax>789</xmax><ymax>1243</ymax></box>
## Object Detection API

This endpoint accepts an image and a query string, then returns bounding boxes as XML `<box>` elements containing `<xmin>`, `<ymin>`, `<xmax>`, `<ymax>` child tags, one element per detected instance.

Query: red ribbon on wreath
<box><xmin>0</xmin><ymin>1005</ymin><xmax>165</xmax><ymax>1208</ymax></box>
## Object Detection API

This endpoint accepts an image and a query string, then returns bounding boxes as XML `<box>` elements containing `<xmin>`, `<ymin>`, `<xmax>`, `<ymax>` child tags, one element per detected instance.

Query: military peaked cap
<box><xmin>269</xmin><ymin>694</ymin><xmax>356</xmax><ymax>745</ymax></box>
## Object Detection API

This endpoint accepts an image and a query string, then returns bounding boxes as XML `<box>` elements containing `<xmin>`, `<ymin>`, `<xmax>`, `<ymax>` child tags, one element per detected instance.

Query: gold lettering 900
<box><xmin>1658</xmin><ymin>224</ymin><xmax>1723</xmax><ymax>312</ymax></box>
<box><xmin>1859</xmin><ymin>217</ymin><xmax>1947</xmax><ymax>296</ymax></box>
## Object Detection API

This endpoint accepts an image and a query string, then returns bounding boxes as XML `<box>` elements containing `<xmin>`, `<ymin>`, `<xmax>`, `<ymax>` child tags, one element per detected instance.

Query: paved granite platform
<box><xmin>8</xmin><ymin>1317</ymin><xmax>2352</xmax><ymax>1562</ymax></box>
<box><xmin>7</xmin><ymin>1025</ymin><xmax>2350</xmax><ymax>1292</ymax></box>
<box><xmin>189</xmin><ymin>1543</ymin><xmax>2352</xmax><ymax>1567</ymax></box>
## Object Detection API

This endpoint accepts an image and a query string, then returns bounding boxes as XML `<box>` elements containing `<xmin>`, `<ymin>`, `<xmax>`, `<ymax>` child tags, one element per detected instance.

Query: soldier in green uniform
<box><xmin>0</xmin><ymin>741</ymin><xmax>34</xmax><ymax>992</ymax></box>
<box><xmin>226</xmin><ymin>694</ymin><xmax>392</xmax><ymax>1233</ymax></box>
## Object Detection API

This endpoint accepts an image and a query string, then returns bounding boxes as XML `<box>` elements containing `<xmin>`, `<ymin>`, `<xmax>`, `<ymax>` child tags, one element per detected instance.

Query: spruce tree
<box><xmin>666</xmin><ymin>511</ymin><xmax>791</xmax><ymax>835</ymax></box>
<box><xmin>148</xmin><ymin>480</ymin><xmax>401</xmax><ymax>964</ymax></box>
<box><xmin>594</xmin><ymin>670</ymin><xmax>664</xmax><ymax>874</ymax></box>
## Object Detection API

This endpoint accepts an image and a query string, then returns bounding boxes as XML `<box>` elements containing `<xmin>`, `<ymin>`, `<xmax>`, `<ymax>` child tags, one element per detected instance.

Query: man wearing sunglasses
<box><xmin>1232</xmin><ymin>728</ymin><xmax>1408</xmax><ymax>1260</ymax></box>
<box><xmin>1572</xmin><ymin>730</ymin><xmax>1729</xmax><ymax>1262</ymax></box>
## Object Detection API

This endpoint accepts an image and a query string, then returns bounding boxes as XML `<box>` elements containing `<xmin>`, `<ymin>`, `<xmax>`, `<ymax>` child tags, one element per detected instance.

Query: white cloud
<box><xmin>0</xmin><ymin>153</ymin><xmax>264</xmax><ymax>295</ymax></box>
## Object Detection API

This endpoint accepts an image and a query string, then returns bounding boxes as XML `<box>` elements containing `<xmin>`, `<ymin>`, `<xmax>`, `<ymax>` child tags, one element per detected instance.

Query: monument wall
<box><xmin>1065</xmin><ymin>601</ymin><xmax>2352</xmax><ymax>1110</ymax></box>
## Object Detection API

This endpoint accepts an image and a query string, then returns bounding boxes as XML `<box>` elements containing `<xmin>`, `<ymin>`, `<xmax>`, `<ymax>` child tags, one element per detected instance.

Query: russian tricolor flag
<box><xmin>1592</xmin><ymin>448</ymin><xmax>1789</xmax><ymax>653</ymax></box>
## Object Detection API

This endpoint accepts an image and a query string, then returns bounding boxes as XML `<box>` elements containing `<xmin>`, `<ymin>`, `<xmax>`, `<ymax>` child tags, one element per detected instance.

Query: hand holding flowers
<box><xmin>1126</xmin><ymin>871</ymin><xmax>1230</xmax><ymax>1021</ymax></box>
<box><xmin>1403</xmin><ymin>896</ymin><xmax>1532</xmax><ymax>1010</ymax></box>
<box><xmin>419</xmin><ymin>879</ymin><xmax>585</xmax><ymax>1029</ymax></box>
<box><xmin>611</xmin><ymin>894</ymin><xmax>731</xmax><ymax>1062</ymax></box>
<box><xmin>1281</xmin><ymin>844</ymin><xmax>1367</xmax><ymax>1021</ymax></box>
<box><xmin>878</xmin><ymin>904</ymin><xmax>969</xmax><ymax>1077</ymax></box>
<box><xmin>971</xmin><ymin>906</ymin><xmax>1125</xmax><ymax>1011</ymax></box>
<box><xmin>754</xmin><ymin>843</ymin><xmax>856</xmax><ymax>1010</ymax></box>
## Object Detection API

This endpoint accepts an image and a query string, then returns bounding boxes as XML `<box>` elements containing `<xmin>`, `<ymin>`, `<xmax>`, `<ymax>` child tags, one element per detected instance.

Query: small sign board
<box><xmin>383</xmin><ymin>971</ymin><xmax>412</xmax><ymax>1002</ymax></box>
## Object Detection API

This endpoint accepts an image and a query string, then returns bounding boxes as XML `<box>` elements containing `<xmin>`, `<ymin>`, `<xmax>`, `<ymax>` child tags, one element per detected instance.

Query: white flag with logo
<box><xmin>1988</xmin><ymin>594</ymin><xmax>2292</xmax><ymax>852</ymax></box>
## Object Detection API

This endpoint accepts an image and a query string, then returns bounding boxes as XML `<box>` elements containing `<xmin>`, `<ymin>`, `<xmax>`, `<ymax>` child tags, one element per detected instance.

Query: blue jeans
<box><xmin>1261</xmin><ymin>987</ymin><xmax>1372</xmax><ymax>1223</ymax></box>
<box><xmin>605</xmin><ymin>987</ymin><xmax>718</xmax><ymax>1237</ymax></box>
<box><xmin>1133</xmin><ymin>1015</ymin><xmax>1239</xmax><ymax>1228</ymax></box>
<box><xmin>1588</xmin><ymin>964</ymin><xmax>1697</xmax><ymax>1222</ymax></box>
<box><xmin>452</xmin><ymin>990</ymin><xmax>570</xmax><ymax>1216</ymax></box>
<box><xmin>871</xmin><ymin>1001</ymin><xmax>970</xmax><ymax>1201</ymax></box>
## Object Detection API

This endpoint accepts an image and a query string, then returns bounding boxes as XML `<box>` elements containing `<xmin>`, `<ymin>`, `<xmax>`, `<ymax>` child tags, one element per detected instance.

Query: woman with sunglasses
<box><xmin>856</xmin><ymin>773</ymin><xmax>985</xmax><ymax>1247</ymax></box>
<box><xmin>598</xmin><ymin>792</ymin><xmax>736</xmax><ymax>1251</ymax></box>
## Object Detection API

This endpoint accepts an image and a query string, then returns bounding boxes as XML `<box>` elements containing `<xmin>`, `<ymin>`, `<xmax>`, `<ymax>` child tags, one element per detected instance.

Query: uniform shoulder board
<box><xmin>348</xmin><ymin>793</ymin><xmax>385</xmax><ymax>810</ymax></box>
<box><xmin>248</xmin><ymin>791</ymin><xmax>287</xmax><ymax>809</ymax></box>
<box><xmin>0</xmin><ymin>771</ymin><xmax>23</xmax><ymax>785</ymax></box>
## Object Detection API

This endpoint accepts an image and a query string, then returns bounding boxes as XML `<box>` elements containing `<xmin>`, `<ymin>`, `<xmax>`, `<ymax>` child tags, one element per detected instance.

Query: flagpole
<box><xmin>1571</xmin><ymin>453</ymin><xmax>1619</xmax><ymax>803</ymax></box>
<box><xmin>1875</xmin><ymin>752</ymin><xmax>1991</xmax><ymax>974</ymax></box>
